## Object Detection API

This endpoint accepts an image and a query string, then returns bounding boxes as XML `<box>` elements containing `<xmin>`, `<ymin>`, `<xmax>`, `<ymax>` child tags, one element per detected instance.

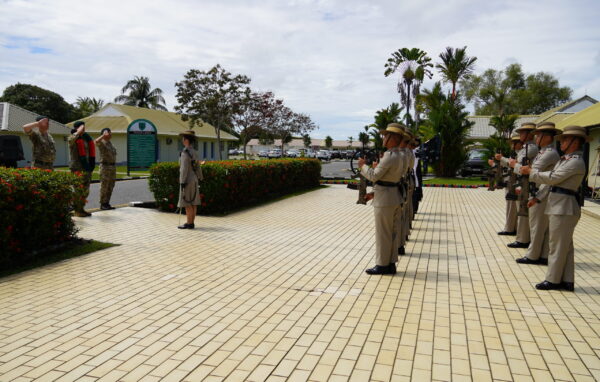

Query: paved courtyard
<box><xmin>1</xmin><ymin>186</ymin><xmax>600</xmax><ymax>381</ymax></box>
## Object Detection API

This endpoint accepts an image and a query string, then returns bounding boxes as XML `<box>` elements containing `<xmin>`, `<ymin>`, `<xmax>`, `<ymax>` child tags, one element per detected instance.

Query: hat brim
<box><xmin>514</xmin><ymin>127</ymin><xmax>535</xmax><ymax>133</ymax></box>
<box><xmin>555</xmin><ymin>132</ymin><xmax>591</xmax><ymax>142</ymax></box>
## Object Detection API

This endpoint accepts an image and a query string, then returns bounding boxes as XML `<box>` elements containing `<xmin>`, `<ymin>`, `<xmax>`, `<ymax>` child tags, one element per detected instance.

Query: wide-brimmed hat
<box><xmin>510</xmin><ymin>132</ymin><xmax>521</xmax><ymax>142</ymax></box>
<box><xmin>556</xmin><ymin>125</ymin><xmax>590</xmax><ymax>142</ymax></box>
<box><xmin>382</xmin><ymin>123</ymin><xmax>406</xmax><ymax>137</ymax></box>
<box><xmin>179</xmin><ymin>130</ymin><xmax>196</xmax><ymax>139</ymax></box>
<box><xmin>533</xmin><ymin>122</ymin><xmax>560</xmax><ymax>135</ymax></box>
<box><xmin>514</xmin><ymin>122</ymin><xmax>536</xmax><ymax>133</ymax></box>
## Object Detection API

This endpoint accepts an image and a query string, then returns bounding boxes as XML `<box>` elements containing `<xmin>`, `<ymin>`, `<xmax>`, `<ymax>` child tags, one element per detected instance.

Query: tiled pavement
<box><xmin>1</xmin><ymin>185</ymin><xmax>600</xmax><ymax>381</ymax></box>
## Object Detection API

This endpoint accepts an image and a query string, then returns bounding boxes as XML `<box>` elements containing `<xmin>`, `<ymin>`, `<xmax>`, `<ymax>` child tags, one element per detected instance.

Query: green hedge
<box><xmin>0</xmin><ymin>167</ymin><xmax>85</xmax><ymax>269</ymax></box>
<box><xmin>149</xmin><ymin>158</ymin><xmax>321</xmax><ymax>214</ymax></box>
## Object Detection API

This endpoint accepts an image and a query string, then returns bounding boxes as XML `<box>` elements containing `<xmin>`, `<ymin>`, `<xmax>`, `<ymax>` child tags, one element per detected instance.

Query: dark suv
<box><xmin>460</xmin><ymin>149</ymin><xmax>487</xmax><ymax>177</ymax></box>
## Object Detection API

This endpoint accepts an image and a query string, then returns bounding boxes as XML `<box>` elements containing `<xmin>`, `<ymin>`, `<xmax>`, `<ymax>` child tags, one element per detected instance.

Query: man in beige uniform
<box><xmin>359</xmin><ymin>123</ymin><xmax>406</xmax><ymax>275</ymax></box>
<box><xmin>497</xmin><ymin>122</ymin><xmax>538</xmax><ymax>248</ymax></box>
<box><xmin>491</xmin><ymin>134</ymin><xmax>522</xmax><ymax>235</ymax></box>
<box><xmin>22</xmin><ymin>116</ymin><xmax>56</xmax><ymax>170</ymax></box>
<box><xmin>397</xmin><ymin>129</ymin><xmax>411</xmax><ymax>255</ymax></box>
<box><xmin>515</xmin><ymin>122</ymin><xmax>560</xmax><ymax>265</ymax></box>
<box><xmin>521</xmin><ymin>125</ymin><xmax>588</xmax><ymax>291</ymax></box>
<box><xmin>95</xmin><ymin>128</ymin><xmax>117</xmax><ymax>210</ymax></box>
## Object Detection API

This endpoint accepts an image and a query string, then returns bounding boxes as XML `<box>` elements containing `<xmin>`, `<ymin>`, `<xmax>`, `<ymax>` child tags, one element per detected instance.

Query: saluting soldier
<box><xmin>95</xmin><ymin>128</ymin><xmax>117</xmax><ymax>210</ymax></box>
<box><xmin>22</xmin><ymin>116</ymin><xmax>56</xmax><ymax>170</ymax></box>
<box><xmin>520</xmin><ymin>125</ymin><xmax>588</xmax><ymax>291</ymax></box>
<box><xmin>491</xmin><ymin>133</ymin><xmax>522</xmax><ymax>236</ymax></box>
<box><xmin>69</xmin><ymin>121</ymin><xmax>95</xmax><ymax>217</ymax></box>
<box><xmin>502</xmin><ymin>122</ymin><xmax>538</xmax><ymax>248</ymax></box>
<box><xmin>359</xmin><ymin>123</ymin><xmax>406</xmax><ymax>275</ymax></box>
<box><xmin>515</xmin><ymin>122</ymin><xmax>560</xmax><ymax>265</ymax></box>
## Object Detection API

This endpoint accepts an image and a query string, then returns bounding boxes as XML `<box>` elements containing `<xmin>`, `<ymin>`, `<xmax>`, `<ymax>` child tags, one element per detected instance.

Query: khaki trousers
<box><xmin>516</xmin><ymin>215</ymin><xmax>530</xmax><ymax>243</ymax></box>
<box><xmin>546</xmin><ymin>214</ymin><xmax>579</xmax><ymax>284</ymax></box>
<box><xmin>524</xmin><ymin>199</ymin><xmax>549</xmax><ymax>260</ymax></box>
<box><xmin>503</xmin><ymin>190</ymin><xmax>517</xmax><ymax>232</ymax></box>
<box><xmin>397</xmin><ymin>203</ymin><xmax>406</xmax><ymax>249</ymax></box>
<box><xmin>374</xmin><ymin>206</ymin><xmax>401</xmax><ymax>266</ymax></box>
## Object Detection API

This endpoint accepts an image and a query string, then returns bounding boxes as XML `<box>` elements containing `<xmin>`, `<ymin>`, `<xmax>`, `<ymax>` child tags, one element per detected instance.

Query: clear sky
<box><xmin>1</xmin><ymin>0</ymin><xmax>599</xmax><ymax>139</ymax></box>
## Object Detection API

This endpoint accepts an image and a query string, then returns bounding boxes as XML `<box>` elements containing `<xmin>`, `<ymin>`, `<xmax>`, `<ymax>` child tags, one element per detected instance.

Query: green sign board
<box><xmin>127</xmin><ymin>119</ymin><xmax>158</xmax><ymax>173</ymax></box>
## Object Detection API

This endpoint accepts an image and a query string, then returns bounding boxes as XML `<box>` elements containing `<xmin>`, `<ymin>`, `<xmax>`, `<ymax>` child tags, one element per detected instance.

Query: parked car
<box><xmin>316</xmin><ymin>150</ymin><xmax>331</xmax><ymax>161</ymax></box>
<box><xmin>228</xmin><ymin>148</ymin><xmax>239</xmax><ymax>155</ymax></box>
<box><xmin>286</xmin><ymin>150</ymin><xmax>299</xmax><ymax>158</ymax></box>
<box><xmin>299</xmin><ymin>149</ymin><xmax>316</xmax><ymax>158</ymax></box>
<box><xmin>330</xmin><ymin>150</ymin><xmax>341</xmax><ymax>159</ymax></box>
<box><xmin>258</xmin><ymin>150</ymin><xmax>269</xmax><ymax>158</ymax></box>
<box><xmin>268</xmin><ymin>149</ymin><xmax>283</xmax><ymax>158</ymax></box>
<box><xmin>460</xmin><ymin>149</ymin><xmax>487</xmax><ymax>177</ymax></box>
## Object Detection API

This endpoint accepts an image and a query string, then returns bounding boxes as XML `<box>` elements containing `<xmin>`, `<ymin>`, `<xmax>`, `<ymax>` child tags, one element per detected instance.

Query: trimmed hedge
<box><xmin>149</xmin><ymin>158</ymin><xmax>321</xmax><ymax>214</ymax></box>
<box><xmin>0</xmin><ymin>167</ymin><xmax>85</xmax><ymax>269</ymax></box>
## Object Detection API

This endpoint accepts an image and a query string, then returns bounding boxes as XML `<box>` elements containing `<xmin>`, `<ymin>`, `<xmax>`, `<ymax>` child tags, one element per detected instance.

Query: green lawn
<box><xmin>423</xmin><ymin>177</ymin><xmax>487</xmax><ymax>186</ymax></box>
<box><xmin>55</xmin><ymin>166</ymin><xmax>150</xmax><ymax>180</ymax></box>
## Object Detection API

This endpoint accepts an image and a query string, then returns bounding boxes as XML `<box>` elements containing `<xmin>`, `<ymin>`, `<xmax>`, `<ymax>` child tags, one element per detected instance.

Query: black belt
<box><xmin>101</xmin><ymin>162</ymin><xmax>116</xmax><ymax>165</ymax></box>
<box><xmin>375</xmin><ymin>180</ymin><xmax>400</xmax><ymax>187</ymax></box>
<box><xmin>550</xmin><ymin>186</ymin><xmax>577</xmax><ymax>197</ymax></box>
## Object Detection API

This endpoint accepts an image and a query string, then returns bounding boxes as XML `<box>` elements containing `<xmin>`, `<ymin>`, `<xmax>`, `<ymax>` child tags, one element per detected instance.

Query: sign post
<box><xmin>127</xmin><ymin>119</ymin><xmax>158</xmax><ymax>176</ymax></box>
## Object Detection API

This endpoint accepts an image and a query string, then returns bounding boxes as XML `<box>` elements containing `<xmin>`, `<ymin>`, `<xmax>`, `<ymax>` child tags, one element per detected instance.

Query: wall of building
<box><xmin>589</xmin><ymin>128</ymin><xmax>600</xmax><ymax>191</ymax></box>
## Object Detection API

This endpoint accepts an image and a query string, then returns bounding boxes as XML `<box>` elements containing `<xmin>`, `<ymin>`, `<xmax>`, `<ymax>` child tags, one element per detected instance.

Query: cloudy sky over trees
<box><xmin>1</xmin><ymin>0</ymin><xmax>598</xmax><ymax>137</ymax></box>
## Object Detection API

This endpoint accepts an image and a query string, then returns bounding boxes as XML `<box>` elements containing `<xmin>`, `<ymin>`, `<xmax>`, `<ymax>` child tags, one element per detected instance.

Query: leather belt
<box><xmin>375</xmin><ymin>180</ymin><xmax>400</xmax><ymax>187</ymax></box>
<box><xmin>550</xmin><ymin>186</ymin><xmax>577</xmax><ymax>196</ymax></box>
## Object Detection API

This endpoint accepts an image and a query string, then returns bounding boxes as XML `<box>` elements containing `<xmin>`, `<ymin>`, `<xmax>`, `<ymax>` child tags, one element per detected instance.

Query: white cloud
<box><xmin>1</xmin><ymin>0</ymin><xmax>599</xmax><ymax>139</ymax></box>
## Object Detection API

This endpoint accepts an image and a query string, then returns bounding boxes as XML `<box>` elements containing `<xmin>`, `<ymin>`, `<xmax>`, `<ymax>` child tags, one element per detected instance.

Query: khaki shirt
<box><xmin>529</xmin><ymin>150</ymin><xmax>585</xmax><ymax>216</ymax></box>
<box><xmin>27</xmin><ymin>129</ymin><xmax>55</xmax><ymax>163</ymax></box>
<box><xmin>97</xmin><ymin>140</ymin><xmax>117</xmax><ymax>166</ymax></box>
<box><xmin>361</xmin><ymin>147</ymin><xmax>404</xmax><ymax>207</ymax></box>
<box><xmin>179</xmin><ymin>147</ymin><xmax>199</xmax><ymax>185</ymax></box>
<box><xmin>514</xmin><ymin>141</ymin><xmax>539</xmax><ymax>175</ymax></box>
<box><xmin>528</xmin><ymin>145</ymin><xmax>560</xmax><ymax>202</ymax></box>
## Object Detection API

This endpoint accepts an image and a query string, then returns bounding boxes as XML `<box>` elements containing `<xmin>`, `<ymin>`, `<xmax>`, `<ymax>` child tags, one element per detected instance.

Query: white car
<box><xmin>258</xmin><ymin>150</ymin><xmax>269</xmax><ymax>158</ymax></box>
<box><xmin>316</xmin><ymin>150</ymin><xmax>331</xmax><ymax>161</ymax></box>
<box><xmin>268</xmin><ymin>149</ymin><xmax>282</xmax><ymax>158</ymax></box>
<box><xmin>286</xmin><ymin>150</ymin><xmax>299</xmax><ymax>158</ymax></box>
<box><xmin>300</xmin><ymin>149</ymin><xmax>316</xmax><ymax>158</ymax></box>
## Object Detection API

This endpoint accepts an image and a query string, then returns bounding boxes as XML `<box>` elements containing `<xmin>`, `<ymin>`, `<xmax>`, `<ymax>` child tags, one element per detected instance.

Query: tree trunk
<box><xmin>216</xmin><ymin>127</ymin><xmax>222</xmax><ymax>160</ymax></box>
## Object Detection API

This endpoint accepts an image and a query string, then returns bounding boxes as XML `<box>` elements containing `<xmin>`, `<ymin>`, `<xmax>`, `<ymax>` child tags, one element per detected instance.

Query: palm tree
<box><xmin>115</xmin><ymin>76</ymin><xmax>167</xmax><ymax>110</ymax></box>
<box><xmin>358</xmin><ymin>125</ymin><xmax>370</xmax><ymax>151</ymax></box>
<box><xmin>489</xmin><ymin>113</ymin><xmax>518</xmax><ymax>139</ymax></box>
<box><xmin>74</xmin><ymin>97</ymin><xmax>105</xmax><ymax>118</ymax></box>
<box><xmin>385</xmin><ymin>48</ymin><xmax>433</xmax><ymax>128</ymax></box>
<box><xmin>436</xmin><ymin>46</ymin><xmax>477</xmax><ymax>100</ymax></box>
<box><xmin>347</xmin><ymin>136</ymin><xmax>354</xmax><ymax>149</ymax></box>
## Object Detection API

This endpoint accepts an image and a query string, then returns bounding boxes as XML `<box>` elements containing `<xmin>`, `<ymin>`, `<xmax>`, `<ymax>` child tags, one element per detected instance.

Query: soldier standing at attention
<box><xmin>520</xmin><ymin>125</ymin><xmax>588</xmax><ymax>291</ymax></box>
<box><xmin>95</xmin><ymin>128</ymin><xmax>117</xmax><ymax>210</ymax></box>
<box><xmin>497</xmin><ymin>122</ymin><xmax>538</xmax><ymax>248</ymax></box>
<box><xmin>515</xmin><ymin>122</ymin><xmax>560</xmax><ymax>265</ymax></box>
<box><xmin>22</xmin><ymin>116</ymin><xmax>55</xmax><ymax>170</ymax></box>
<box><xmin>491</xmin><ymin>133</ymin><xmax>522</xmax><ymax>236</ymax></box>
<box><xmin>69</xmin><ymin>121</ymin><xmax>95</xmax><ymax>217</ymax></box>
<box><xmin>359</xmin><ymin>123</ymin><xmax>406</xmax><ymax>275</ymax></box>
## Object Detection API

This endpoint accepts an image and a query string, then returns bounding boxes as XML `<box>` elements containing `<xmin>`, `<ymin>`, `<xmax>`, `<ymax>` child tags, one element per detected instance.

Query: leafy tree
<box><xmin>358</xmin><ymin>125</ymin><xmax>370</xmax><ymax>151</ymax></box>
<box><xmin>369</xmin><ymin>129</ymin><xmax>384</xmax><ymax>153</ymax></box>
<box><xmin>233</xmin><ymin>91</ymin><xmax>276</xmax><ymax>159</ymax></box>
<box><xmin>175</xmin><ymin>65</ymin><xmax>251</xmax><ymax>160</ymax></box>
<box><xmin>460</xmin><ymin>63</ymin><xmax>572</xmax><ymax>115</ymax></box>
<box><xmin>384</xmin><ymin>48</ymin><xmax>433</xmax><ymax>127</ymax></box>
<box><xmin>270</xmin><ymin>109</ymin><xmax>317</xmax><ymax>156</ymax></box>
<box><xmin>73</xmin><ymin>97</ymin><xmax>105</xmax><ymax>119</ymax></box>
<box><xmin>325</xmin><ymin>136</ymin><xmax>333</xmax><ymax>149</ymax></box>
<box><xmin>302</xmin><ymin>134</ymin><xmax>312</xmax><ymax>148</ymax></box>
<box><xmin>347</xmin><ymin>136</ymin><xmax>353</xmax><ymax>149</ymax></box>
<box><xmin>368</xmin><ymin>103</ymin><xmax>402</xmax><ymax>152</ymax></box>
<box><xmin>489</xmin><ymin>113</ymin><xmax>518</xmax><ymax>139</ymax></box>
<box><xmin>115</xmin><ymin>76</ymin><xmax>167</xmax><ymax>111</ymax></box>
<box><xmin>419</xmin><ymin>83</ymin><xmax>474</xmax><ymax>177</ymax></box>
<box><xmin>482</xmin><ymin>133</ymin><xmax>511</xmax><ymax>161</ymax></box>
<box><xmin>436</xmin><ymin>46</ymin><xmax>477</xmax><ymax>100</ymax></box>
<box><xmin>0</xmin><ymin>83</ymin><xmax>75</xmax><ymax>123</ymax></box>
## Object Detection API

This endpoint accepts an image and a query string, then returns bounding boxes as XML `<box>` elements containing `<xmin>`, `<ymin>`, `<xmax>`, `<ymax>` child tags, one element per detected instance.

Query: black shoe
<box><xmin>398</xmin><ymin>246</ymin><xmax>405</xmax><ymax>255</ymax></box>
<box><xmin>177</xmin><ymin>223</ymin><xmax>195</xmax><ymax>229</ymax></box>
<box><xmin>507</xmin><ymin>241</ymin><xmax>529</xmax><ymax>248</ymax></box>
<box><xmin>535</xmin><ymin>280</ymin><xmax>562</xmax><ymax>290</ymax></box>
<box><xmin>561</xmin><ymin>282</ymin><xmax>574</xmax><ymax>292</ymax></box>
<box><xmin>365</xmin><ymin>265</ymin><xmax>394</xmax><ymax>275</ymax></box>
<box><xmin>388</xmin><ymin>263</ymin><xmax>397</xmax><ymax>274</ymax></box>
<box><xmin>100</xmin><ymin>204</ymin><xmax>115</xmax><ymax>210</ymax></box>
<box><xmin>516</xmin><ymin>257</ymin><xmax>545</xmax><ymax>265</ymax></box>
<box><xmin>74</xmin><ymin>210</ymin><xmax>92</xmax><ymax>217</ymax></box>
<box><xmin>498</xmin><ymin>231</ymin><xmax>516</xmax><ymax>236</ymax></box>
<box><xmin>539</xmin><ymin>258</ymin><xmax>548</xmax><ymax>265</ymax></box>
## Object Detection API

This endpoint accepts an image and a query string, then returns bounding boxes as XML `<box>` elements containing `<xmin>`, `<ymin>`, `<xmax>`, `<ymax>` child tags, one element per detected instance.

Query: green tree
<box><xmin>358</xmin><ymin>125</ymin><xmax>370</xmax><ymax>151</ymax></box>
<box><xmin>115</xmin><ymin>76</ymin><xmax>167</xmax><ymax>111</ymax></box>
<box><xmin>460</xmin><ymin>63</ymin><xmax>572</xmax><ymax>115</ymax></box>
<box><xmin>325</xmin><ymin>136</ymin><xmax>333</xmax><ymax>149</ymax></box>
<box><xmin>369</xmin><ymin>103</ymin><xmax>402</xmax><ymax>152</ymax></box>
<box><xmin>233</xmin><ymin>91</ymin><xmax>275</xmax><ymax>159</ymax></box>
<box><xmin>73</xmin><ymin>97</ymin><xmax>105</xmax><ymax>119</ymax></box>
<box><xmin>436</xmin><ymin>46</ymin><xmax>477</xmax><ymax>100</ymax></box>
<box><xmin>489</xmin><ymin>113</ymin><xmax>518</xmax><ymax>139</ymax></box>
<box><xmin>347</xmin><ymin>136</ymin><xmax>353</xmax><ymax>149</ymax></box>
<box><xmin>419</xmin><ymin>83</ymin><xmax>474</xmax><ymax>177</ymax></box>
<box><xmin>302</xmin><ymin>134</ymin><xmax>312</xmax><ymax>148</ymax></box>
<box><xmin>0</xmin><ymin>83</ymin><xmax>75</xmax><ymax>123</ymax></box>
<box><xmin>175</xmin><ymin>65</ymin><xmax>251</xmax><ymax>160</ymax></box>
<box><xmin>384</xmin><ymin>48</ymin><xmax>433</xmax><ymax>127</ymax></box>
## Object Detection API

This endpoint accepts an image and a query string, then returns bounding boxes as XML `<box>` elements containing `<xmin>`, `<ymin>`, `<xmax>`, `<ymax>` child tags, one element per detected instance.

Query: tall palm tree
<box><xmin>115</xmin><ymin>76</ymin><xmax>167</xmax><ymax>111</ymax></box>
<box><xmin>384</xmin><ymin>48</ymin><xmax>433</xmax><ymax>128</ymax></box>
<box><xmin>74</xmin><ymin>97</ymin><xmax>105</xmax><ymax>118</ymax></box>
<box><xmin>489</xmin><ymin>113</ymin><xmax>518</xmax><ymax>139</ymax></box>
<box><xmin>436</xmin><ymin>46</ymin><xmax>477</xmax><ymax>100</ymax></box>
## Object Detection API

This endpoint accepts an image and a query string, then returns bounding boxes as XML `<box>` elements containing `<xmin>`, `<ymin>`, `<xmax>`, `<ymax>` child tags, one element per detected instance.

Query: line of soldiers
<box><xmin>21</xmin><ymin>117</ymin><xmax>118</xmax><ymax>215</ymax></box>
<box><xmin>358</xmin><ymin>123</ymin><xmax>421</xmax><ymax>275</ymax></box>
<box><xmin>490</xmin><ymin>122</ymin><xmax>588</xmax><ymax>291</ymax></box>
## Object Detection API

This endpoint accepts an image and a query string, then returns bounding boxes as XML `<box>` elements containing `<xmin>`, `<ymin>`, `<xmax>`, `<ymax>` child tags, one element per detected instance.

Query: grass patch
<box><xmin>55</xmin><ymin>166</ymin><xmax>149</xmax><ymax>180</ymax></box>
<box><xmin>0</xmin><ymin>240</ymin><xmax>118</xmax><ymax>278</ymax></box>
<box><xmin>423</xmin><ymin>177</ymin><xmax>487</xmax><ymax>186</ymax></box>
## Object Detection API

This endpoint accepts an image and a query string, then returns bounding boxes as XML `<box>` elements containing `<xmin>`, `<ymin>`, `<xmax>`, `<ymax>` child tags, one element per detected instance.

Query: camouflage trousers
<box><xmin>100</xmin><ymin>165</ymin><xmax>116</xmax><ymax>205</ymax></box>
<box><xmin>32</xmin><ymin>160</ymin><xmax>54</xmax><ymax>170</ymax></box>
<box><xmin>71</xmin><ymin>170</ymin><xmax>92</xmax><ymax>212</ymax></box>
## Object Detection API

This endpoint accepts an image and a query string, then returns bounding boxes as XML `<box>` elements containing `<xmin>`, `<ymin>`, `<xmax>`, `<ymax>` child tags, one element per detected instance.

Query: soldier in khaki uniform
<box><xmin>520</xmin><ymin>125</ymin><xmax>588</xmax><ymax>291</ymax></box>
<box><xmin>515</xmin><ymin>123</ymin><xmax>560</xmax><ymax>265</ymax></box>
<box><xmin>95</xmin><ymin>128</ymin><xmax>117</xmax><ymax>210</ymax></box>
<box><xmin>499</xmin><ymin>122</ymin><xmax>538</xmax><ymax>248</ymax></box>
<box><xmin>359</xmin><ymin>123</ymin><xmax>406</xmax><ymax>275</ymax></box>
<box><xmin>68</xmin><ymin>121</ymin><xmax>95</xmax><ymax>217</ymax></box>
<box><xmin>22</xmin><ymin>116</ymin><xmax>56</xmax><ymax>170</ymax></box>
<box><xmin>396</xmin><ymin>128</ymin><xmax>411</xmax><ymax>255</ymax></box>
<box><xmin>491</xmin><ymin>134</ymin><xmax>522</xmax><ymax>235</ymax></box>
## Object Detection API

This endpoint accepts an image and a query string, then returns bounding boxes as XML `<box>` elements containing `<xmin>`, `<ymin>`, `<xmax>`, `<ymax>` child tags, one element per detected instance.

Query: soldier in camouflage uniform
<box><xmin>68</xmin><ymin>121</ymin><xmax>95</xmax><ymax>217</ymax></box>
<box><xmin>22</xmin><ymin>116</ymin><xmax>55</xmax><ymax>170</ymax></box>
<box><xmin>95</xmin><ymin>128</ymin><xmax>117</xmax><ymax>210</ymax></box>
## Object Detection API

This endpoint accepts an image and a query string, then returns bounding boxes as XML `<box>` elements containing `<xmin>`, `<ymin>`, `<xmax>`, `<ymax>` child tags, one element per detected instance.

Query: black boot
<box><xmin>398</xmin><ymin>246</ymin><xmax>405</xmax><ymax>255</ymax></box>
<box><xmin>177</xmin><ymin>223</ymin><xmax>195</xmax><ymax>229</ymax></box>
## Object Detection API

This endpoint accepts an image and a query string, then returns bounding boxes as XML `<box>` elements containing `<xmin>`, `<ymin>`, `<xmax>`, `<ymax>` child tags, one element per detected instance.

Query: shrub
<box><xmin>149</xmin><ymin>158</ymin><xmax>321</xmax><ymax>214</ymax></box>
<box><xmin>0</xmin><ymin>167</ymin><xmax>85</xmax><ymax>269</ymax></box>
